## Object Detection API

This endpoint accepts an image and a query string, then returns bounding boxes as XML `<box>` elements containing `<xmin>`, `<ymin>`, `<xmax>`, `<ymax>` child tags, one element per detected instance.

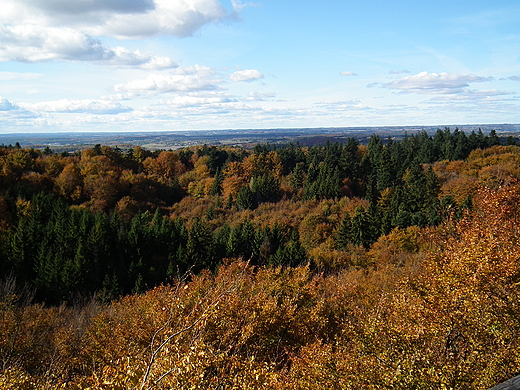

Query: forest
<box><xmin>2</xmin><ymin>128</ymin><xmax>520</xmax><ymax>388</ymax></box>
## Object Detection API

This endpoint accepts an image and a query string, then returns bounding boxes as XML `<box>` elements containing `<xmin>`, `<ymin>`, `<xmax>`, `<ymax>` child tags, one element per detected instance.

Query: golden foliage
<box><xmin>6</xmin><ymin>144</ymin><xmax>520</xmax><ymax>388</ymax></box>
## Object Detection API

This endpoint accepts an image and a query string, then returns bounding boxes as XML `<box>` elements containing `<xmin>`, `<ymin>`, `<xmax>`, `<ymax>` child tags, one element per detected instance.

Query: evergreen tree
<box><xmin>339</xmin><ymin>137</ymin><xmax>360</xmax><ymax>180</ymax></box>
<box><xmin>487</xmin><ymin>129</ymin><xmax>501</xmax><ymax>147</ymax></box>
<box><xmin>210</xmin><ymin>167</ymin><xmax>224</xmax><ymax>195</ymax></box>
<box><xmin>251</xmin><ymin>173</ymin><xmax>281</xmax><ymax>203</ymax></box>
<box><xmin>240</xmin><ymin>219</ymin><xmax>257</xmax><ymax>260</ymax></box>
<box><xmin>336</xmin><ymin>213</ymin><xmax>352</xmax><ymax>250</ymax></box>
<box><xmin>187</xmin><ymin>218</ymin><xmax>214</xmax><ymax>269</ymax></box>
<box><xmin>377</xmin><ymin>147</ymin><xmax>394</xmax><ymax>191</ymax></box>
<box><xmin>350</xmin><ymin>206</ymin><xmax>375</xmax><ymax>248</ymax></box>
<box><xmin>403</xmin><ymin>164</ymin><xmax>427</xmax><ymax>213</ymax></box>
<box><xmin>226</xmin><ymin>226</ymin><xmax>241</xmax><ymax>257</ymax></box>
<box><xmin>236</xmin><ymin>185</ymin><xmax>256</xmax><ymax>210</ymax></box>
<box><xmin>290</xmin><ymin>162</ymin><xmax>305</xmax><ymax>190</ymax></box>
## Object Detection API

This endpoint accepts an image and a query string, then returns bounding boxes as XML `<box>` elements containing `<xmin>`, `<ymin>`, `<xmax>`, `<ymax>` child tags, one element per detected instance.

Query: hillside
<box><xmin>2</xmin><ymin>129</ymin><xmax>520</xmax><ymax>388</ymax></box>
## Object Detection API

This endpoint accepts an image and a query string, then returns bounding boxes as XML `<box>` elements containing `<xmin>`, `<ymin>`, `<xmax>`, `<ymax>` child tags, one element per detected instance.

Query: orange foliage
<box><xmin>55</xmin><ymin>163</ymin><xmax>84</xmax><ymax>202</ymax></box>
<box><xmin>242</xmin><ymin>151</ymin><xmax>283</xmax><ymax>181</ymax></box>
<box><xmin>220</xmin><ymin>161</ymin><xmax>246</xmax><ymax>201</ymax></box>
<box><xmin>5</xmin><ymin>143</ymin><xmax>520</xmax><ymax>388</ymax></box>
<box><xmin>143</xmin><ymin>151</ymin><xmax>186</xmax><ymax>181</ymax></box>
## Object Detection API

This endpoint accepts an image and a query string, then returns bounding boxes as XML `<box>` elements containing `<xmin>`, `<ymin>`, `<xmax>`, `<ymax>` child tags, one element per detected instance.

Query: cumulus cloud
<box><xmin>427</xmin><ymin>89</ymin><xmax>516</xmax><ymax>102</ymax></box>
<box><xmin>0</xmin><ymin>97</ymin><xmax>20</xmax><ymax>111</ymax></box>
<box><xmin>163</xmin><ymin>95</ymin><xmax>235</xmax><ymax>107</ymax></box>
<box><xmin>246</xmin><ymin>91</ymin><xmax>276</xmax><ymax>101</ymax></box>
<box><xmin>366</xmin><ymin>82</ymin><xmax>382</xmax><ymax>88</ymax></box>
<box><xmin>384</xmin><ymin>71</ymin><xmax>493</xmax><ymax>94</ymax></box>
<box><xmin>20</xmin><ymin>99</ymin><xmax>133</xmax><ymax>114</ymax></box>
<box><xmin>114</xmin><ymin>67</ymin><xmax>221</xmax><ymax>96</ymax></box>
<box><xmin>24</xmin><ymin>0</ymin><xmax>155</xmax><ymax>16</ymax></box>
<box><xmin>108</xmin><ymin>47</ymin><xmax>176</xmax><ymax>69</ymax></box>
<box><xmin>340</xmin><ymin>71</ymin><xmax>358</xmax><ymax>76</ymax></box>
<box><xmin>509</xmin><ymin>75</ymin><xmax>520</xmax><ymax>81</ymax></box>
<box><xmin>0</xmin><ymin>0</ymin><xmax>243</xmax><ymax>67</ymax></box>
<box><xmin>1</xmin><ymin>0</ymin><xmax>239</xmax><ymax>39</ymax></box>
<box><xmin>230</xmin><ymin>69</ymin><xmax>264</xmax><ymax>82</ymax></box>
<box><xmin>0</xmin><ymin>72</ymin><xmax>42</xmax><ymax>81</ymax></box>
<box><xmin>0</xmin><ymin>24</ymin><xmax>177</xmax><ymax>68</ymax></box>
<box><xmin>315</xmin><ymin>100</ymin><xmax>370</xmax><ymax>110</ymax></box>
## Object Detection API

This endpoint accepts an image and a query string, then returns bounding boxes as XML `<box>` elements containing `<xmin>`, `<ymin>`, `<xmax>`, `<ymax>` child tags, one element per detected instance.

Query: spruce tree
<box><xmin>236</xmin><ymin>185</ymin><xmax>256</xmax><ymax>210</ymax></box>
<box><xmin>336</xmin><ymin>213</ymin><xmax>352</xmax><ymax>250</ymax></box>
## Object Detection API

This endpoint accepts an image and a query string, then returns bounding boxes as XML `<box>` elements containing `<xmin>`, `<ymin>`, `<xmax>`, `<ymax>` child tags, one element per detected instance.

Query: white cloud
<box><xmin>246</xmin><ymin>91</ymin><xmax>276</xmax><ymax>101</ymax></box>
<box><xmin>163</xmin><ymin>94</ymin><xmax>235</xmax><ymax>107</ymax></box>
<box><xmin>427</xmin><ymin>89</ymin><xmax>516</xmax><ymax>102</ymax></box>
<box><xmin>389</xmin><ymin>70</ymin><xmax>411</xmax><ymax>74</ymax></box>
<box><xmin>383</xmin><ymin>71</ymin><xmax>493</xmax><ymax>94</ymax></box>
<box><xmin>230</xmin><ymin>69</ymin><xmax>264</xmax><ymax>82</ymax></box>
<box><xmin>114</xmin><ymin>67</ymin><xmax>221</xmax><ymax>96</ymax></box>
<box><xmin>0</xmin><ymin>0</ymin><xmax>242</xmax><ymax>67</ymax></box>
<box><xmin>24</xmin><ymin>0</ymin><xmax>155</xmax><ymax>16</ymax></box>
<box><xmin>108</xmin><ymin>47</ymin><xmax>177</xmax><ymax>69</ymax></box>
<box><xmin>0</xmin><ymin>98</ymin><xmax>40</xmax><ymax>126</ymax></box>
<box><xmin>340</xmin><ymin>71</ymin><xmax>358</xmax><ymax>76</ymax></box>
<box><xmin>315</xmin><ymin>100</ymin><xmax>370</xmax><ymax>111</ymax></box>
<box><xmin>0</xmin><ymin>97</ymin><xmax>20</xmax><ymax>111</ymax></box>
<box><xmin>509</xmin><ymin>75</ymin><xmax>520</xmax><ymax>81</ymax></box>
<box><xmin>172</xmin><ymin>65</ymin><xmax>216</xmax><ymax>77</ymax></box>
<box><xmin>1</xmin><ymin>0</ymin><xmax>239</xmax><ymax>39</ymax></box>
<box><xmin>0</xmin><ymin>24</ymin><xmax>177</xmax><ymax>68</ymax></box>
<box><xmin>0</xmin><ymin>72</ymin><xmax>42</xmax><ymax>81</ymax></box>
<box><xmin>20</xmin><ymin>99</ymin><xmax>133</xmax><ymax>114</ymax></box>
<box><xmin>93</xmin><ymin>0</ymin><xmax>237</xmax><ymax>39</ymax></box>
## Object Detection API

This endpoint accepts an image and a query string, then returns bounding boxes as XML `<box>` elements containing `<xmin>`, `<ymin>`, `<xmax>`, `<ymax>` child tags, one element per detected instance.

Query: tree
<box><xmin>335</xmin><ymin>213</ymin><xmax>352</xmax><ymax>250</ymax></box>
<box><xmin>350</xmin><ymin>206</ymin><xmax>377</xmax><ymax>248</ymax></box>
<box><xmin>186</xmin><ymin>218</ymin><xmax>214</xmax><ymax>269</ymax></box>
<box><xmin>236</xmin><ymin>185</ymin><xmax>256</xmax><ymax>210</ymax></box>
<box><xmin>251</xmin><ymin>173</ymin><xmax>281</xmax><ymax>203</ymax></box>
<box><xmin>210</xmin><ymin>167</ymin><xmax>224</xmax><ymax>195</ymax></box>
<box><xmin>290</xmin><ymin>162</ymin><xmax>305</xmax><ymax>190</ymax></box>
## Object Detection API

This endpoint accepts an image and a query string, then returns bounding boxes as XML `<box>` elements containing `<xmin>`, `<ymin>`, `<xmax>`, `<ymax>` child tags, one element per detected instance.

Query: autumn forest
<box><xmin>2</xmin><ymin>128</ymin><xmax>520</xmax><ymax>389</ymax></box>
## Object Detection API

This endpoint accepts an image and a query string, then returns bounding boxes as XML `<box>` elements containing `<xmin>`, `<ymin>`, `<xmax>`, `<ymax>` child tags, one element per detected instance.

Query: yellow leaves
<box><xmin>438</xmin><ymin>145</ymin><xmax>520</xmax><ymax>202</ymax></box>
<box><xmin>8</xmin><ymin>172</ymin><xmax>520</xmax><ymax>389</ymax></box>
<box><xmin>187</xmin><ymin>177</ymin><xmax>214</xmax><ymax>198</ymax></box>
<box><xmin>142</xmin><ymin>151</ymin><xmax>186</xmax><ymax>181</ymax></box>
<box><xmin>308</xmin><ymin>240</ymin><xmax>354</xmax><ymax>269</ymax></box>
<box><xmin>241</xmin><ymin>151</ymin><xmax>283</xmax><ymax>182</ymax></box>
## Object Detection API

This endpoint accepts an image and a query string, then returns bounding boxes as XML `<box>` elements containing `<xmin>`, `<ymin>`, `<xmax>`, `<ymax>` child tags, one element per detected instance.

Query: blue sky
<box><xmin>0</xmin><ymin>0</ymin><xmax>519</xmax><ymax>133</ymax></box>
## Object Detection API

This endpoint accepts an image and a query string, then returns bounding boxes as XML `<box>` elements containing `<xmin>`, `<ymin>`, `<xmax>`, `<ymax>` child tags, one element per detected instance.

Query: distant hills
<box><xmin>1</xmin><ymin>124</ymin><xmax>519</xmax><ymax>152</ymax></box>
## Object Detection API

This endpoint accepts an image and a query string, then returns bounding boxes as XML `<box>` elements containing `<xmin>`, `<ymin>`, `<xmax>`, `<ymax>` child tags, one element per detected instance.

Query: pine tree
<box><xmin>236</xmin><ymin>185</ymin><xmax>256</xmax><ymax>210</ymax></box>
<box><xmin>290</xmin><ymin>162</ymin><xmax>305</xmax><ymax>190</ymax></box>
<box><xmin>378</xmin><ymin>147</ymin><xmax>394</xmax><ymax>190</ymax></box>
<box><xmin>336</xmin><ymin>213</ymin><xmax>352</xmax><ymax>250</ymax></box>
<box><xmin>350</xmin><ymin>206</ymin><xmax>367</xmax><ymax>245</ymax></box>
<box><xmin>347</xmin><ymin>205</ymin><xmax>379</xmax><ymax>248</ymax></box>
<box><xmin>186</xmin><ymin>218</ymin><xmax>213</xmax><ymax>268</ymax></box>
<box><xmin>339</xmin><ymin>137</ymin><xmax>360</xmax><ymax>180</ymax></box>
<box><xmin>403</xmin><ymin>163</ymin><xmax>427</xmax><ymax>213</ymax></box>
<box><xmin>226</xmin><ymin>226</ymin><xmax>241</xmax><ymax>257</ymax></box>
<box><xmin>240</xmin><ymin>219</ymin><xmax>256</xmax><ymax>260</ymax></box>
<box><xmin>487</xmin><ymin>129</ymin><xmax>500</xmax><ymax>147</ymax></box>
<box><xmin>210</xmin><ymin>167</ymin><xmax>224</xmax><ymax>195</ymax></box>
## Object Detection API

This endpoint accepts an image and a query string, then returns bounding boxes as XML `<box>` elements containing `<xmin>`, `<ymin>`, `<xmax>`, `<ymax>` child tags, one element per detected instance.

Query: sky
<box><xmin>0</xmin><ymin>0</ymin><xmax>520</xmax><ymax>133</ymax></box>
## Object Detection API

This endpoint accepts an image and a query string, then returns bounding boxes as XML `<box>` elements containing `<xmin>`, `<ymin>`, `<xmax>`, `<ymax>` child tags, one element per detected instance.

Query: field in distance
<box><xmin>1</xmin><ymin>124</ymin><xmax>520</xmax><ymax>152</ymax></box>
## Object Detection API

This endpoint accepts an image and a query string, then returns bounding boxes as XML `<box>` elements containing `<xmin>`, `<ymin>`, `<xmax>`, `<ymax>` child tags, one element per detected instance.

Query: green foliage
<box><xmin>5</xmin><ymin>180</ymin><xmax>520</xmax><ymax>389</ymax></box>
<box><xmin>236</xmin><ymin>185</ymin><xmax>257</xmax><ymax>210</ymax></box>
<box><xmin>0</xmin><ymin>130</ymin><xmax>510</xmax><ymax>306</ymax></box>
